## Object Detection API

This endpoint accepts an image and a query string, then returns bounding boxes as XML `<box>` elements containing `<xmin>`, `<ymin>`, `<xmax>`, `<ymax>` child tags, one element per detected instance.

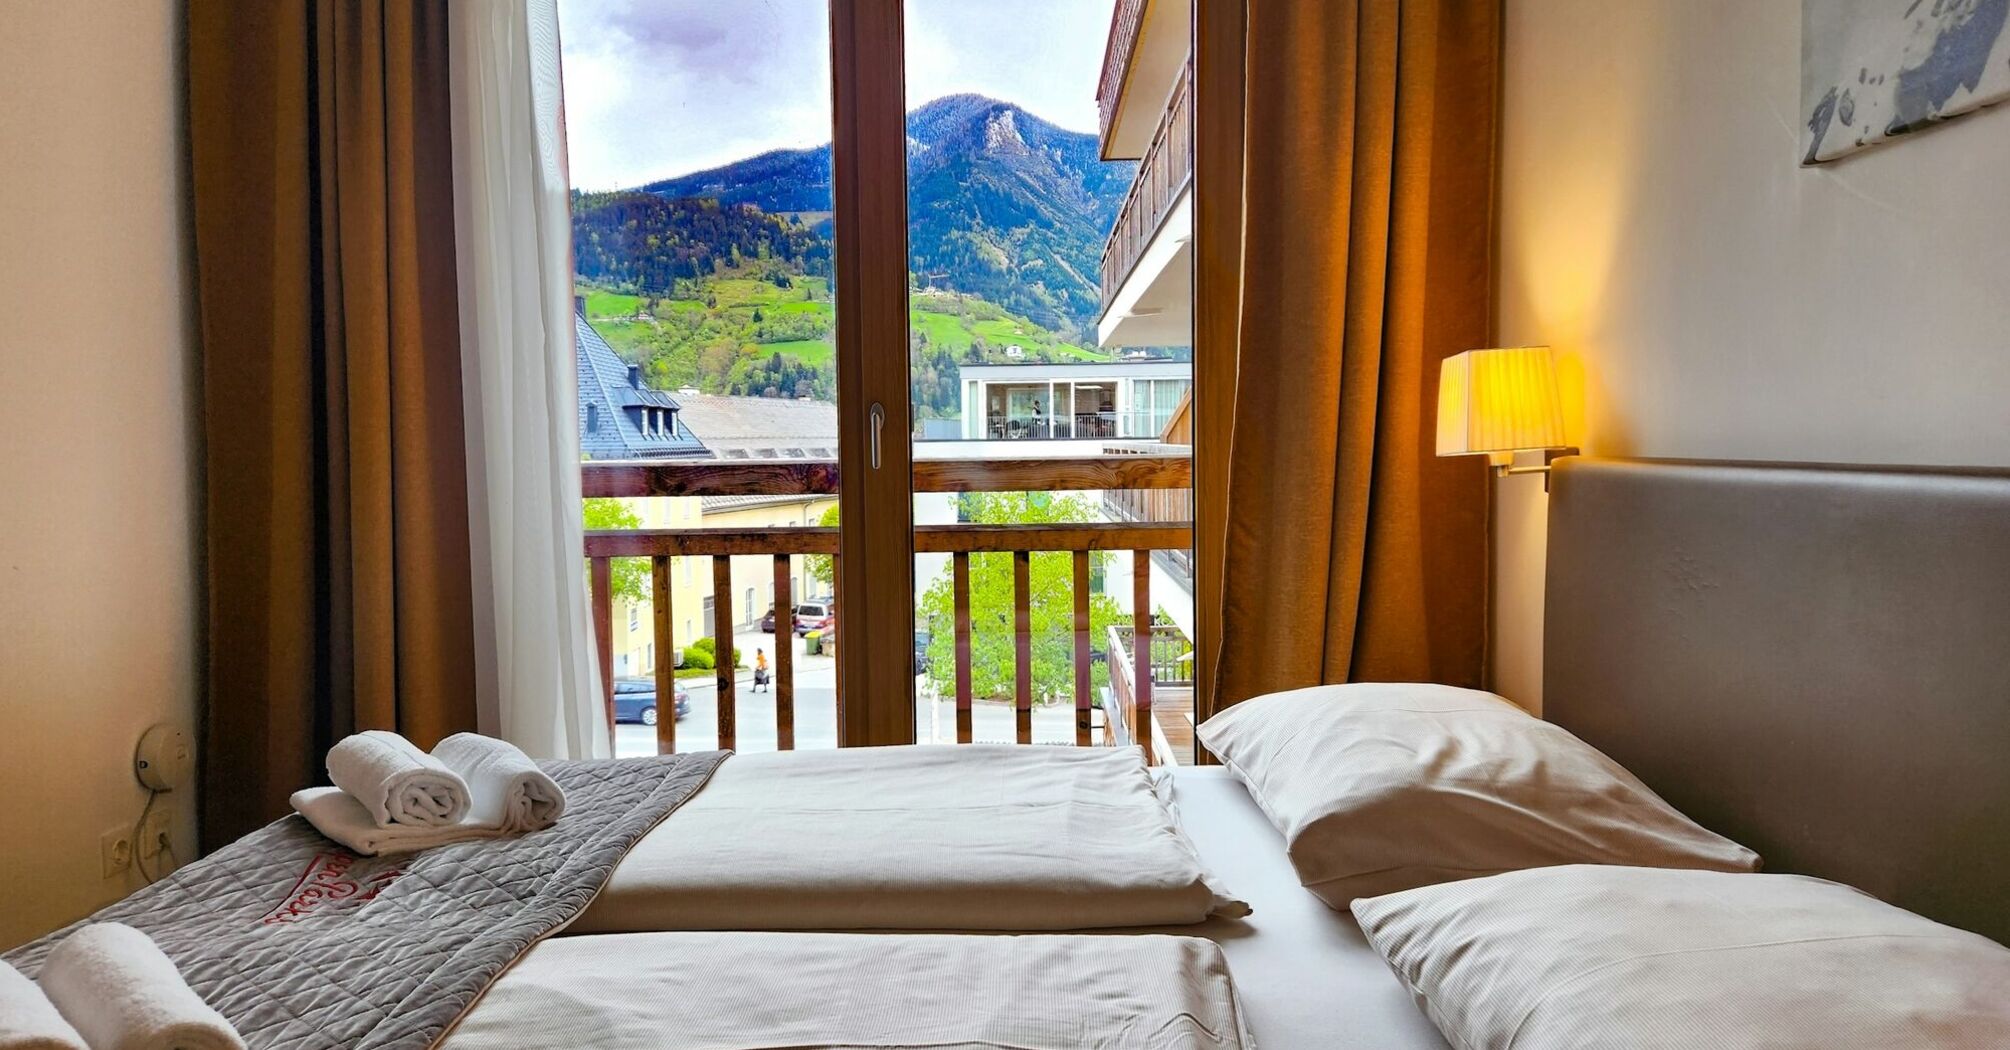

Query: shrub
<box><xmin>681</xmin><ymin>645</ymin><xmax>715</xmax><ymax>670</ymax></box>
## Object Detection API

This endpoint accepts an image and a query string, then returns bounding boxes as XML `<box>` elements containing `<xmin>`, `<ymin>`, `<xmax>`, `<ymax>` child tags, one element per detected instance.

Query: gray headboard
<box><xmin>1544</xmin><ymin>457</ymin><xmax>2010</xmax><ymax>946</ymax></box>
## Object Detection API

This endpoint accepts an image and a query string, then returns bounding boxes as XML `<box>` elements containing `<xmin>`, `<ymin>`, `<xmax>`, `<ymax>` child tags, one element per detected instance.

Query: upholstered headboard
<box><xmin>1544</xmin><ymin>457</ymin><xmax>2010</xmax><ymax>946</ymax></box>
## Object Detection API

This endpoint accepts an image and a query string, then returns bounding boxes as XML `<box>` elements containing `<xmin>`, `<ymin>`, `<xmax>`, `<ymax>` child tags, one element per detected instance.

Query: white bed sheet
<box><xmin>1165</xmin><ymin>766</ymin><xmax>1450</xmax><ymax>1050</ymax></box>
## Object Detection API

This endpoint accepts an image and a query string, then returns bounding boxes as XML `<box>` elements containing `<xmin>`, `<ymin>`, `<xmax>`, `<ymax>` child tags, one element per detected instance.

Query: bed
<box><xmin>15</xmin><ymin>455</ymin><xmax>2006</xmax><ymax>1049</ymax></box>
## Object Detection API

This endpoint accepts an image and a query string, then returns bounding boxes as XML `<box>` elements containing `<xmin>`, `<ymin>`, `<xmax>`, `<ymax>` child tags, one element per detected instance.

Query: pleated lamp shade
<box><xmin>1436</xmin><ymin>346</ymin><xmax>1567</xmax><ymax>458</ymax></box>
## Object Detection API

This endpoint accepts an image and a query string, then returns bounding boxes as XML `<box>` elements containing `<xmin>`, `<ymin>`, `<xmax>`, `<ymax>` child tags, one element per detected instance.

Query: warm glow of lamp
<box><xmin>1437</xmin><ymin>346</ymin><xmax>1573</xmax><ymax>477</ymax></box>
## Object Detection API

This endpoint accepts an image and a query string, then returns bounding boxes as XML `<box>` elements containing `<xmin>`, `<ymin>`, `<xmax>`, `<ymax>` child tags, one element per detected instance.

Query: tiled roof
<box><xmin>575</xmin><ymin>310</ymin><xmax>709</xmax><ymax>461</ymax></box>
<box><xmin>670</xmin><ymin>392</ymin><xmax>837</xmax><ymax>459</ymax></box>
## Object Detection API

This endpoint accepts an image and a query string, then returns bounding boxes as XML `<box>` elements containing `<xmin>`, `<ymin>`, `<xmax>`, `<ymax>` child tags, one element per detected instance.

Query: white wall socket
<box><xmin>101</xmin><ymin>825</ymin><xmax>134</xmax><ymax>878</ymax></box>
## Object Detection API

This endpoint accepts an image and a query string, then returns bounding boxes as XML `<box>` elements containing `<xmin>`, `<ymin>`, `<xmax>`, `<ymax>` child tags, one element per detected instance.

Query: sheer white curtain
<box><xmin>449</xmin><ymin>0</ymin><xmax>608</xmax><ymax>759</ymax></box>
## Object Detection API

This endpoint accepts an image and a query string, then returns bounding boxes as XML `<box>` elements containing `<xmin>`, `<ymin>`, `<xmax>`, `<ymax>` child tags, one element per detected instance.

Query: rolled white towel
<box><xmin>37</xmin><ymin>923</ymin><xmax>243</xmax><ymax>1050</ymax></box>
<box><xmin>326</xmin><ymin>730</ymin><xmax>469</xmax><ymax>827</ymax></box>
<box><xmin>432</xmin><ymin>733</ymin><xmax>567</xmax><ymax>833</ymax></box>
<box><xmin>290</xmin><ymin>787</ymin><xmax>503</xmax><ymax>856</ymax></box>
<box><xmin>0</xmin><ymin>960</ymin><xmax>86</xmax><ymax>1050</ymax></box>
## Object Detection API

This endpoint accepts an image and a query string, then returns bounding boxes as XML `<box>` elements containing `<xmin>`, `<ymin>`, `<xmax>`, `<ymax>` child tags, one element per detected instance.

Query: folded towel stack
<box><xmin>0</xmin><ymin>960</ymin><xmax>86</xmax><ymax>1050</ymax></box>
<box><xmin>433</xmin><ymin>733</ymin><xmax>566</xmax><ymax>834</ymax></box>
<box><xmin>28</xmin><ymin>923</ymin><xmax>244</xmax><ymax>1050</ymax></box>
<box><xmin>293</xmin><ymin>731</ymin><xmax>566</xmax><ymax>856</ymax></box>
<box><xmin>326</xmin><ymin>730</ymin><xmax>470</xmax><ymax>827</ymax></box>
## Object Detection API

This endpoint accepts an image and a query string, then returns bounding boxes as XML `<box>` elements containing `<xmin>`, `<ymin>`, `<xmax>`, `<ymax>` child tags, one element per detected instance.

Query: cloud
<box><xmin>558</xmin><ymin>0</ymin><xmax>1115</xmax><ymax>190</ymax></box>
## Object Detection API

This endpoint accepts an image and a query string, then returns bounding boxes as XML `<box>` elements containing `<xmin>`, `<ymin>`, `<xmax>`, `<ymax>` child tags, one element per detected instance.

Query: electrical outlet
<box><xmin>100</xmin><ymin>826</ymin><xmax>134</xmax><ymax>878</ymax></box>
<box><xmin>139</xmin><ymin>807</ymin><xmax>172</xmax><ymax>861</ymax></box>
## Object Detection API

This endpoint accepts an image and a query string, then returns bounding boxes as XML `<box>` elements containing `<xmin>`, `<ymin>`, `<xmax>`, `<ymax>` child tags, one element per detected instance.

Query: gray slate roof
<box><xmin>575</xmin><ymin>309</ymin><xmax>708</xmax><ymax>461</ymax></box>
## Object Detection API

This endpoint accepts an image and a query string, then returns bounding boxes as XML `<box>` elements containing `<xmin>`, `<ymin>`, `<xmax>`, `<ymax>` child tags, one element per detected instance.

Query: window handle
<box><xmin>869</xmin><ymin>402</ymin><xmax>885</xmax><ymax>470</ymax></box>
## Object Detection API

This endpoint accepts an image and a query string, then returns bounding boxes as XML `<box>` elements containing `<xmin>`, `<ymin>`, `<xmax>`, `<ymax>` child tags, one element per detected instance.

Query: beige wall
<box><xmin>1494</xmin><ymin>1</ymin><xmax>2010</xmax><ymax>711</ymax></box>
<box><xmin>0</xmin><ymin>2</ymin><xmax>202</xmax><ymax>948</ymax></box>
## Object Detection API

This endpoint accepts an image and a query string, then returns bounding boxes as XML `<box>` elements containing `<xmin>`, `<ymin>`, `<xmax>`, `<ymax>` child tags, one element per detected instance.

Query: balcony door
<box><xmin>563</xmin><ymin>0</ymin><xmax>913</xmax><ymax>753</ymax></box>
<box><xmin>567</xmin><ymin>0</ymin><xmax>1199</xmax><ymax>759</ymax></box>
<box><xmin>899</xmin><ymin>1</ymin><xmax>1198</xmax><ymax>756</ymax></box>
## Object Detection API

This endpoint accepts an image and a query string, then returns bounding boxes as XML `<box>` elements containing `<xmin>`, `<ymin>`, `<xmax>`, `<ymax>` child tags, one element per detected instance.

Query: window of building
<box><xmin>586</xmin><ymin>403</ymin><xmax>599</xmax><ymax>434</ymax></box>
<box><xmin>628</xmin><ymin>604</ymin><xmax>639</xmax><ymax>632</ymax></box>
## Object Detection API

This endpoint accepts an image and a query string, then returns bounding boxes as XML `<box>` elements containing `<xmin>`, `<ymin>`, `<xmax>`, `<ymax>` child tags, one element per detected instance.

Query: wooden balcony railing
<box><xmin>1096</xmin><ymin>0</ymin><xmax>1150</xmax><ymax>155</ymax></box>
<box><xmin>583</xmin><ymin>454</ymin><xmax>1192</xmax><ymax>759</ymax></box>
<box><xmin>1099</xmin><ymin>60</ymin><xmax>1193</xmax><ymax>312</ymax></box>
<box><xmin>1103</xmin><ymin>622</ymin><xmax>1190</xmax><ymax>766</ymax></box>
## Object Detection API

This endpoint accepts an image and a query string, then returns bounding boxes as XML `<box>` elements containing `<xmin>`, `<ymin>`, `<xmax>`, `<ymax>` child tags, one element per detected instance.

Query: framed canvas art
<box><xmin>1802</xmin><ymin>0</ymin><xmax>2010</xmax><ymax>164</ymax></box>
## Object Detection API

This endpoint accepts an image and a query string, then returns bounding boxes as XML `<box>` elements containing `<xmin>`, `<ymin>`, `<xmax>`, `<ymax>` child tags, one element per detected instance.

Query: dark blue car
<box><xmin>613</xmin><ymin>677</ymin><xmax>690</xmax><ymax>727</ymax></box>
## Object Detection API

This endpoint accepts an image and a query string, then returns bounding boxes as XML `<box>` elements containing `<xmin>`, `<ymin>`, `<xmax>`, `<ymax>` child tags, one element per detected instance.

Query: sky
<box><xmin>557</xmin><ymin>0</ymin><xmax>1116</xmax><ymax>191</ymax></box>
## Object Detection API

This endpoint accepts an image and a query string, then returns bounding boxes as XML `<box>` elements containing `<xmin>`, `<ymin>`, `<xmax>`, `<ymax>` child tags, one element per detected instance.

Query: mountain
<box><xmin>634</xmin><ymin>95</ymin><xmax>1132</xmax><ymax>336</ymax></box>
<box><xmin>572</xmin><ymin>193</ymin><xmax>831</xmax><ymax>292</ymax></box>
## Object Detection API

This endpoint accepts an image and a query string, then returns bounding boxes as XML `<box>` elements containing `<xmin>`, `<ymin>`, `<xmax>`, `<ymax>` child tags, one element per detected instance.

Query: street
<box><xmin>614</xmin><ymin>628</ymin><xmax>1096</xmax><ymax>756</ymax></box>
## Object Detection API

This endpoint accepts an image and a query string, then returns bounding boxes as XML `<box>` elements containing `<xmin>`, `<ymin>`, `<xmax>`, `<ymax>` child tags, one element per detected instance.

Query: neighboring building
<box><xmin>1094</xmin><ymin>0</ymin><xmax>1193</xmax><ymax>349</ymax></box>
<box><xmin>954</xmin><ymin>360</ymin><xmax>1190</xmax><ymax>441</ymax></box>
<box><xmin>575</xmin><ymin>306</ymin><xmax>707</xmax><ymax>460</ymax></box>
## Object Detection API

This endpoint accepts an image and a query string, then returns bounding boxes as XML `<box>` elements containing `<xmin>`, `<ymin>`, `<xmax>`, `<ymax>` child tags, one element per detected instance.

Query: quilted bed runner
<box><xmin>5</xmin><ymin>751</ymin><xmax>727</xmax><ymax>1050</ymax></box>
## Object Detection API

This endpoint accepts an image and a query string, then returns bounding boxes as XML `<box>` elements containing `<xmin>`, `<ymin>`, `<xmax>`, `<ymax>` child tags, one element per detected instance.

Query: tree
<box><xmin>805</xmin><ymin>504</ymin><xmax>840</xmax><ymax>589</ymax></box>
<box><xmin>918</xmin><ymin>492</ymin><xmax>1126</xmax><ymax>704</ymax></box>
<box><xmin>582</xmin><ymin>497</ymin><xmax>647</xmax><ymax>603</ymax></box>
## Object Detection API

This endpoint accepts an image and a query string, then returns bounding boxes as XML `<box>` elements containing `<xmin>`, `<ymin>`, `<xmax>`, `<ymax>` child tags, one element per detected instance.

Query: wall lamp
<box><xmin>1436</xmin><ymin>346</ymin><xmax>1577</xmax><ymax>483</ymax></box>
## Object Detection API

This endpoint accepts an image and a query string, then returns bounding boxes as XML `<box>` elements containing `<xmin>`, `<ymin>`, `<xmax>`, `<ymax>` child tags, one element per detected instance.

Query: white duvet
<box><xmin>442</xmin><ymin>932</ymin><xmax>1254</xmax><ymax>1050</ymax></box>
<box><xmin>571</xmin><ymin>744</ymin><xmax>1248</xmax><ymax>933</ymax></box>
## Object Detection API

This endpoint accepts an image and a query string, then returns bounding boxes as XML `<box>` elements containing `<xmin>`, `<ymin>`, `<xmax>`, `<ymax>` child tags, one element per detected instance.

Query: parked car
<box><xmin>612</xmin><ymin>676</ymin><xmax>690</xmax><ymax>727</ymax></box>
<box><xmin>759</xmin><ymin>606</ymin><xmax>798</xmax><ymax>634</ymax></box>
<box><xmin>913</xmin><ymin>628</ymin><xmax>932</xmax><ymax>675</ymax></box>
<box><xmin>792</xmin><ymin>601</ymin><xmax>833</xmax><ymax>636</ymax></box>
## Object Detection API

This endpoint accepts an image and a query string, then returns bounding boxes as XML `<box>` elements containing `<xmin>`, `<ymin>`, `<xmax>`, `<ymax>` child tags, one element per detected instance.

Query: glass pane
<box><xmin>904</xmin><ymin>1</ymin><xmax>1196</xmax><ymax>752</ymax></box>
<box><xmin>559</xmin><ymin>0</ymin><xmax>839</xmax><ymax>757</ymax></box>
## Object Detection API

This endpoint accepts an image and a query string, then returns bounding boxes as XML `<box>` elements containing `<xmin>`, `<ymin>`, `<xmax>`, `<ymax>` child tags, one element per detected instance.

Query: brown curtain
<box><xmin>1206</xmin><ymin>0</ymin><xmax>1497</xmax><ymax>710</ymax></box>
<box><xmin>189</xmin><ymin>0</ymin><xmax>475</xmax><ymax>849</ymax></box>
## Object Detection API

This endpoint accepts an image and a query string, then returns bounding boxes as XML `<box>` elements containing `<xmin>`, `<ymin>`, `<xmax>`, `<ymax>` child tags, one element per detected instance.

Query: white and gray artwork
<box><xmin>1802</xmin><ymin>0</ymin><xmax>2010</xmax><ymax>164</ymax></box>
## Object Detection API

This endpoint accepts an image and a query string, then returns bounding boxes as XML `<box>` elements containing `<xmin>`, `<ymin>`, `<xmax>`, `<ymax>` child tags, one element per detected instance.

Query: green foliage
<box><xmin>918</xmin><ymin>492</ymin><xmax>1126</xmax><ymax>704</ymax></box>
<box><xmin>806</xmin><ymin>505</ymin><xmax>840</xmax><ymax>588</ymax></box>
<box><xmin>684</xmin><ymin>636</ymin><xmax>744</xmax><ymax>671</ymax></box>
<box><xmin>582</xmin><ymin>498</ymin><xmax>646</xmax><ymax>604</ymax></box>
<box><xmin>572</xmin><ymin>192</ymin><xmax>829</xmax><ymax>295</ymax></box>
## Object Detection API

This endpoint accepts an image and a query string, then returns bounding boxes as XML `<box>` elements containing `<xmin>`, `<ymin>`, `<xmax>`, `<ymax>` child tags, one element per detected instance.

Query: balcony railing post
<box><xmin>1013</xmin><ymin>550</ymin><xmax>1033</xmax><ymax>745</ymax></box>
<box><xmin>953</xmin><ymin>551</ymin><xmax>974</xmax><ymax>744</ymax></box>
<box><xmin>590</xmin><ymin>556</ymin><xmax>615</xmax><ymax>752</ymax></box>
<box><xmin>772</xmin><ymin>553</ymin><xmax>794</xmax><ymax>751</ymax></box>
<box><xmin>1133</xmin><ymin>549</ymin><xmax>1154</xmax><ymax>766</ymax></box>
<box><xmin>653</xmin><ymin>555</ymin><xmax>675</xmax><ymax>755</ymax></box>
<box><xmin>712</xmin><ymin>554</ymin><xmax>736</xmax><ymax>751</ymax></box>
<box><xmin>1073</xmin><ymin>550</ymin><xmax>1092</xmax><ymax>747</ymax></box>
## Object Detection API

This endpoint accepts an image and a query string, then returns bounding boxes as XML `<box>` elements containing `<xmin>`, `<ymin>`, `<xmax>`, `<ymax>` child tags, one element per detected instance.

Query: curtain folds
<box><xmin>448</xmin><ymin>0</ymin><xmax>609</xmax><ymax>760</ymax></box>
<box><xmin>1208</xmin><ymin>0</ymin><xmax>1498</xmax><ymax>709</ymax></box>
<box><xmin>189</xmin><ymin>0</ymin><xmax>477</xmax><ymax>849</ymax></box>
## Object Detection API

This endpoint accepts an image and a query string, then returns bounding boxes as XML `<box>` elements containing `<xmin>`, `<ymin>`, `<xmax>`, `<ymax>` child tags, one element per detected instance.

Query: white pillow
<box><xmin>1355</xmin><ymin>865</ymin><xmax>2010</xmax><ymax>1050</ymax></box>
<box><xmin>1196</xmin><ymin>683</ymin><xmax>1757</xmax><ymax>907</ymax></box>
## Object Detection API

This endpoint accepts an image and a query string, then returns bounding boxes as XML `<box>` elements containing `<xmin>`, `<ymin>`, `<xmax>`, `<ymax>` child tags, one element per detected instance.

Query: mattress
<box><xmin>1165</xmin><ymin>766</ymin><xmax>1450</xmax><ymax>1050</ymax></box>
<box><xmin>573</xmin><ymin>744</ymin><xmax>1244</xmax><ymax>933</ymax></box>
<box><xmin>441</xmin><ymin>931</ymin><xmax>1254</xmax><ymax>1050</ymax></box>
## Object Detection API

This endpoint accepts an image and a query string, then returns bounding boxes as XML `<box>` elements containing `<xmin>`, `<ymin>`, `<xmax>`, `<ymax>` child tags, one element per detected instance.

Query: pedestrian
<box><xmin>754</xmin><ymin>647</ymin><xmax>770</xmax><ymax>693</ymax></box>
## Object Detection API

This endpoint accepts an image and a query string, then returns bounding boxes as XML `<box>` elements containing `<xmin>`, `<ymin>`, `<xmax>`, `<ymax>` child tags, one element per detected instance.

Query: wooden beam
<box><xmin>1014</xmin><ymin>549</ymin><xmax>1032</xmax><ymax>745</ymax></box>
<box><xmin>916</xmin><ymin>522</ymin><xmax>1191</xmax><ymax>554</ymax></box>
<box><xmin>713</xmin><ymin>555</ymin><xmax>736</xmax><ymax>751</ymax></box>
<box><xmin>772</xmin><ymin>554</ymin><xmax>794</xmax><ymax>751</ymax></box>
<box><xmin>1073</xmin><ymin>551</ymin><xmax>1092</xmax><ymax>747</ymax></box>
<box><xmin>830</xmin><ymin>0</ymin><xmax>915</xmax><ymax>748</ymax></box>
<box><xmin>590</xmin><ymin>556</ymin><xmax>614</xmax><ymax>751</ymax></box>
<box><xmin>1133</xmin><ymin>549</ymin><xmax>1154</xmax><ymax>765</ymax></box>
<box><xmin>585</xmin><ymin>522</ymin><xmax>1193</xmax><ymax>559</ymax></box>
<box><xmin>953</xmin><ymin>551</ymin><xmax>973</xmax><ymax>745</ymax></box>
<box><xmin>652</xmin><ymin>556</ymin><xmax>675</xmax><ymax>755</ymax></box>
<box><xmin>579</xmin><ymin>454</ymin><xmax>1192</xmax><ymax>498</ymax></box>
